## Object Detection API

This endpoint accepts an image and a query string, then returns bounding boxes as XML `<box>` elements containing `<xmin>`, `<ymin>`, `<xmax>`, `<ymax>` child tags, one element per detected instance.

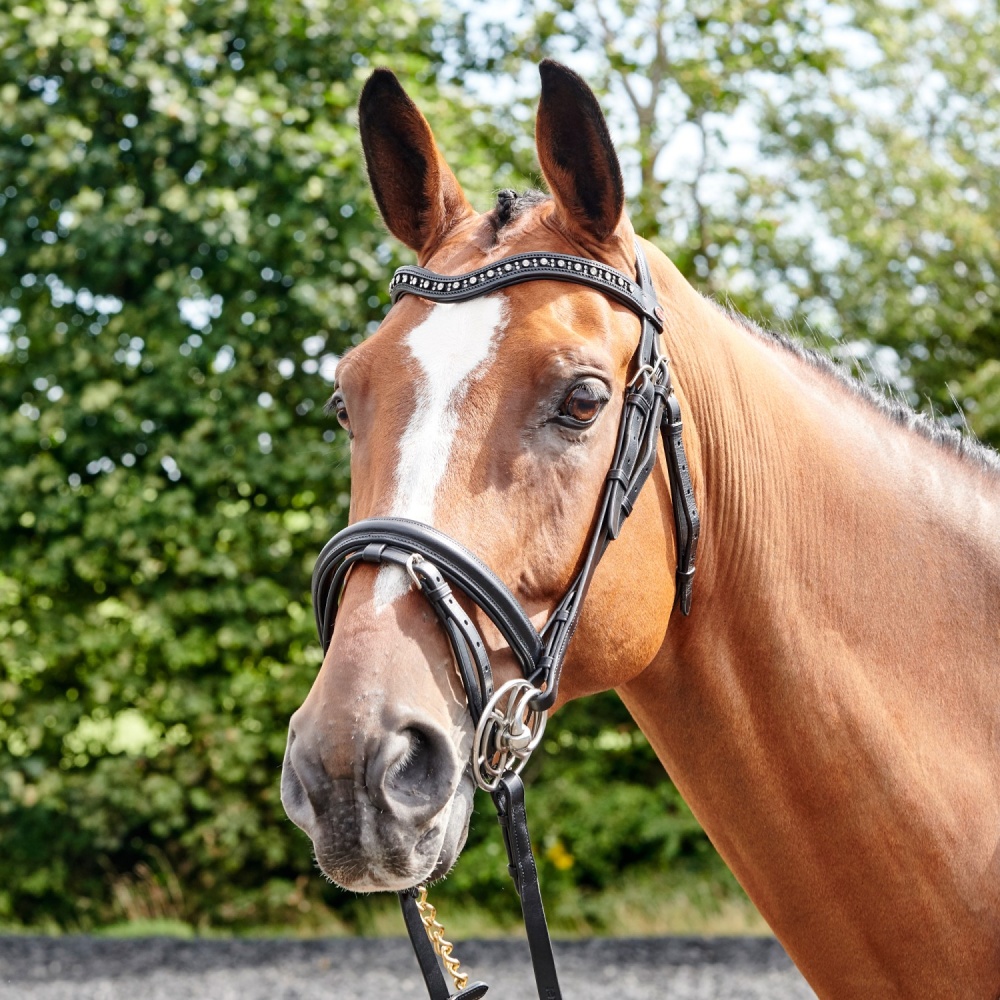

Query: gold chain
<box><xmin>415</xmin><ymin>885</ymin><xmax>469</xmax><ymax>992</ymax></box>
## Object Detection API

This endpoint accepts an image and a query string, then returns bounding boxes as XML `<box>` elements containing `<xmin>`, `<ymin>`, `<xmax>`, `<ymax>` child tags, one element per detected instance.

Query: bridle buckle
<box><xmin>406</xmin><ymin>552</ymin><xmax>425</xmax><ymax>589</ymax></box>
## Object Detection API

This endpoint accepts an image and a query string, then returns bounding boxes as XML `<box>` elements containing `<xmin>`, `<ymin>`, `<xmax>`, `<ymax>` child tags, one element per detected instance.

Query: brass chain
<box><xmin>415</xmin><ymin>885</ymin><xmax>469</xmax><ymax>992</ymax></box>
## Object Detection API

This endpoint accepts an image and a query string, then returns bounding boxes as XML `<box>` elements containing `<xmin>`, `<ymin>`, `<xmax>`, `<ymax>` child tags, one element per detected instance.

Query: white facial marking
<box><xmin>373</xmin><ymin>296</ymin><xmax>508</xmax><ymax>610</ymax></box>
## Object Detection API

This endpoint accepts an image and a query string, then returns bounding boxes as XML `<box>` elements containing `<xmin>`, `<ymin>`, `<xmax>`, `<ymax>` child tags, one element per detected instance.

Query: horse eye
<box><xmin>331</xmin><ymin>391</ymin><xmax>352</xmax><ymax>437</ymax></box>
<box><xmin>558</xmin><ymin>381</ymin><xmax>606</xmax><ymax>427</ymax></box>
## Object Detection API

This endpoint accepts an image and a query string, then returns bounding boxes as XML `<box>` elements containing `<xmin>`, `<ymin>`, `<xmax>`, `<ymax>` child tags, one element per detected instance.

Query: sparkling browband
<box><xmin>390</xmin><ymin>251</ymin><xmax>664</xmax><ymax>331</ymax></box>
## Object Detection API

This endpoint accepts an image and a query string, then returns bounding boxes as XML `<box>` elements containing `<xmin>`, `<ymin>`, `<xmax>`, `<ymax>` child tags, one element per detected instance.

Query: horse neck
<box><xmin>656</xmin><ymin>276</ymin><xmax>1000</xmax><ymax>688</ymax></box>
<box><xmin>620</xmin><ymin>250</ymin><xmax>1000</xmax><ymax>995</ymax></box>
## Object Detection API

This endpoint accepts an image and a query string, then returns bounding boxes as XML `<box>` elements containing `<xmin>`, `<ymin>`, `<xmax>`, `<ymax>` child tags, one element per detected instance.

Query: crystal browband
<box><xmin>390</xmin><ymin>251</ymin><xmax>665</xmax><ymax>332</ymax></box>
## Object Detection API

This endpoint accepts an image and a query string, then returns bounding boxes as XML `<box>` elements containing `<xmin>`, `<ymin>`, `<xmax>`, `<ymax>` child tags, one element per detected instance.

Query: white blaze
<box><xmin>373</xmin><ymin>296</ymin><xmax>508</xmax><ymax>610</ymax></box>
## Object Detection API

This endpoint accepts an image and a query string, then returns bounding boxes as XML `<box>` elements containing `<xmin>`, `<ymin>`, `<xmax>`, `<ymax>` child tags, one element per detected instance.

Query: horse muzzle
<box><xmin>280</xmin><ymin>707</ymin><xmax>474</xmax><ymax>891</ymax></box>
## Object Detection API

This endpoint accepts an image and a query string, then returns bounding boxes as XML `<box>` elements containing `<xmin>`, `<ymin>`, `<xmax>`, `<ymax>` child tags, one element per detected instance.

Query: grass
<box><xmin>77</xmin><ymin>866</ymin><xmax>769</xmax><ymax>940</ymax></box>
<box><xmin>0</xmin><ymin>845</ymin><xmax>769</xmax><ymax>940</ymax></box>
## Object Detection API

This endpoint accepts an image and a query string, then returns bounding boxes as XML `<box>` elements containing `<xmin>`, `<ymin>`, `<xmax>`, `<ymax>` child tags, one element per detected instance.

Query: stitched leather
<box><xmin>400</xmin><ymin>890</ymin><xmax>453</xmax><ymax>1000</ymax></box>
<box><xmin>399</xmin><ymin>891</ymin><xmax>490</xmax><ymax>1000</ymax></box>
<box><xmin>312</xmin><ymin>519</ymin><xmax>543</xmax><ymax>674</ymax></box>
<box><xmin>663</xmin><ymin>394</ymin><xmax>699</xmax><ymax>614</ymax></box>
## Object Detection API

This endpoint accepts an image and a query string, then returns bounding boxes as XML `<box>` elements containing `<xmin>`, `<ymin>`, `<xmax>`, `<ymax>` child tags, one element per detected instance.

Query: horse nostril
<box><xmin>281</xmin><ymin>722</ymin><xmax>320</xmax><ymax>835</ymax></box>
<box><xmin>371</xmin><ymin>722</ymin><xmax>459</xmax><ymax>824</ymax></box>
<box><xmin>391</xmin><ymin>727</ymin><xmax>435</xmax><ymax>790</ymax></box>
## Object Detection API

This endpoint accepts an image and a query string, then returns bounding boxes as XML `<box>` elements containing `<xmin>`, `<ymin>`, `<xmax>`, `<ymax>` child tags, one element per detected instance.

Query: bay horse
<box><xmin>281</xmin><ymin>60</ymin><xmax>1000</xmax><ymax>999</ymax></box>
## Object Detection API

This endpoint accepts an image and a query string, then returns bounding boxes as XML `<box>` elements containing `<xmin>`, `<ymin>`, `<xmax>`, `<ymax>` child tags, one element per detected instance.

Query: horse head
<box><xmin>280</xmin><ymin>62</ymin><xmax>684</xmax><ymax>892</ymax></box>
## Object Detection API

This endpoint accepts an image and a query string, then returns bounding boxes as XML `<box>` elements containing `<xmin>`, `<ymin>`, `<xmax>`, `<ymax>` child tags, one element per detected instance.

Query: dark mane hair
<box><xmin>720</xmin><ymin>303</ymin><xmax>1000</xmax><ymax>478</ymax></box>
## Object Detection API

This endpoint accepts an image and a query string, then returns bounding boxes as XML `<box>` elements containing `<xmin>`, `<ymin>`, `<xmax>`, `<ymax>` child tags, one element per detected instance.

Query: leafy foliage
<box><xmin>0</xmin><ymin>0</ymin><xmax>543</xmax><ymax>930</ymax></box>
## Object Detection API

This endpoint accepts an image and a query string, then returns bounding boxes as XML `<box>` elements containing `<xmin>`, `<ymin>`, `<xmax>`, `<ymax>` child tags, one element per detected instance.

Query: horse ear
<box><xmin>535</xmin><ymin>60</ymin><xmax>625</xmax><ymax>245</ymax></box>
<box><xmin>358</xmin><ymin>69</ymin><xmax>473</xmax><ymax>257</ymax></box>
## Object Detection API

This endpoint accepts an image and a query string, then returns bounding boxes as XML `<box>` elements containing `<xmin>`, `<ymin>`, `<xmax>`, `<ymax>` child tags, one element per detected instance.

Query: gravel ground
<box><xmin>0</xmin><ymin>935</ymin><xmax>817</xmax><ymax>1000</ymax></box>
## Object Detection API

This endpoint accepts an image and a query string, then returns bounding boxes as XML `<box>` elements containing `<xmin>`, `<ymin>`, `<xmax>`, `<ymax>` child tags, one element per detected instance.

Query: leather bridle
<box><xmin>311</xmin><ymin>243</ymin><xmax>700</xmax><ymax>999</ymax></box>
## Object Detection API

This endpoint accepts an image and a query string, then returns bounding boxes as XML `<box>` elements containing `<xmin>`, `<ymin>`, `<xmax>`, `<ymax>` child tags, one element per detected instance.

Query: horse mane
<box><xmin>718</xmin><ymin>303</ymin><xmax>1000</xmax><ymax>479</ymax></box>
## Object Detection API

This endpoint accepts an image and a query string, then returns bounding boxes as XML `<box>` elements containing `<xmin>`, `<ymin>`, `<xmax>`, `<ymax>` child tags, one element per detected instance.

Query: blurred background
<box><xmin>1</xmin><ymin>0</ymin><xmax>998</xmax><ymax>938</ymax></box>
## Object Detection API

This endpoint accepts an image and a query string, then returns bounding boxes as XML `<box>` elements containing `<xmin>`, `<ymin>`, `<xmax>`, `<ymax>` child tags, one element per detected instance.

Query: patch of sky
<box><xmin>0</xmin><ymin>307</ymin><xmax>20</xmax><ymax>354</ymax></box>
<box><xmin>27</xmin><ymin>74</ymin><xmax>61</xmax><ymax>105</ymax></box>
<box><xmin>318</xmin><ymin>354</ymin><xmax>339</xmax><ymax>383</ymax></box>
<box><xmin>446</xmin><ymin>0</ymin><xmax>910</xmax><ymax>314</ymax></box>
<box><xmin>160</xmin><ymin>455</ymin><xmax>182</xmax><ymax>481</ymax></box>
<box><xmin>179</xmin><ymin>293</ymin><xmax>223</xmax><ymax>331</ymax></box>
<box><xmin>212</xmin><ymin>344</ymin><xmax>236</xmax><ymax>373</ymax></box>
<box><xmin>302</xmin><ymin>334</ymin><xmax>326</xmax><ymax>356</ymax></box>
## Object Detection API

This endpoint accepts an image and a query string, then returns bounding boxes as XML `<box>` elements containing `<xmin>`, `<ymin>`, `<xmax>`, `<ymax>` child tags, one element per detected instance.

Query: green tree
<box><xmin>7</xmin><ymin>0</ymin><xmax>997</xmax><ymax>936</ymax></box>
<box><xmin>0</xmin><ymin>0</ymin><xmax>536</xmax><ymax>929</ymax></box>
<box><xmin>766</xmin><ymin>0</ymin><xmax>1000</xmax><ymax>444</ymax></box>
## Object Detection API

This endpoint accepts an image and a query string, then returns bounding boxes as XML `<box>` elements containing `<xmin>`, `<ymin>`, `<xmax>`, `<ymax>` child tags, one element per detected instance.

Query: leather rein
<box><xmin>311</xmin><ymin>243</ymin><xmax>700</xmax><ymax>999</ymax></box>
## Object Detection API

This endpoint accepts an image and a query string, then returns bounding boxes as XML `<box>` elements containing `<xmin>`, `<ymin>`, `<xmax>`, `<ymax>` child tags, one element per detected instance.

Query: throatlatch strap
<box><xmin>663</xmin><ymin>394</ymin><xmax>700</xmax><ymax>615</ymax></box>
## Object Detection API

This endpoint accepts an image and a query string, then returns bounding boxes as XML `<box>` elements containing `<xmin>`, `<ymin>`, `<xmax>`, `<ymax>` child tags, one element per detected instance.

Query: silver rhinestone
<box><xmin>470</xmin><ymin>275</ymin><xmax>477</xmax><ymax>284</ymax></box>
<box><xmin>505</xmin><ymin>263</ymin><xmax>513</xmax><ymax>271</ymax></box>
<box><xmin>557</xmin><ymin>259</ymin><xmax>565</xmax><ymax>267</ymax></box>
<box><xmin>589</xmin><ymin>266</ymin><xmax>597</xmax><ymax>275</ymax></box>
<box><xmin>487</xmin><ymin>269</ymin><xmax>495</xmax><ymax>278</ymax></box>
<box><xmin>514</xmin><ymin>261</ymin><xmax>521</xmax><ymax>267</ymax></box>
<box><xmin>540</xmin><ymin>257</ymin><xmax>548</xmax><ymax>265</ymax></box>
<box><xmin>436</xmin><ymin>282</ymin><xmax>443</xmax><ymax>290</ymax></box>
<box><xmin>574</xmin><ymin>263</ymin><xmax>582</xmax><ymax>271</ymax></box>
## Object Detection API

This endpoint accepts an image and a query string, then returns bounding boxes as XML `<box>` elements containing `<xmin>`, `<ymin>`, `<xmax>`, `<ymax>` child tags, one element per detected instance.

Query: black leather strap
<box><xmin>391</xmin><ymin>251</ymin><xmax>663</xmax><ymax>333</ymax></box>
<box><xmin>312</xmin><ymin>244</ymin><xmax>699</xmax><ymax>712</ymax></box>
<box><xmin>663</xmin><ymin>395</ymin><xmax>700</xmax><ymax>615</ymax></box>
<box><xmin>399</xmin><ymin>890</ymin><xmax>453</xmax><ymax>1000</ymax></box>
<box><xmin>410</xmin><ymin>556</ymin><xmax>495</xmax><ymax>723</ymax></box>
<box><xmin>529</xmin><ymin>244</ymin><xmax>695</xmax><ymax>710</ymax></box>
<box><xmin>312</xmin><ymin>519</ymin><xmax>542</xmax><ymax>676</ymax></box>
<box><xmin>400</xmin><ymin>890</ymin><xmax>490</xmax><ymax>1000</ymax></box>
<box><xmin>493</xmin><ymin>774</ymin><xmax>562</xmax><ymax>1000</ymax></box>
